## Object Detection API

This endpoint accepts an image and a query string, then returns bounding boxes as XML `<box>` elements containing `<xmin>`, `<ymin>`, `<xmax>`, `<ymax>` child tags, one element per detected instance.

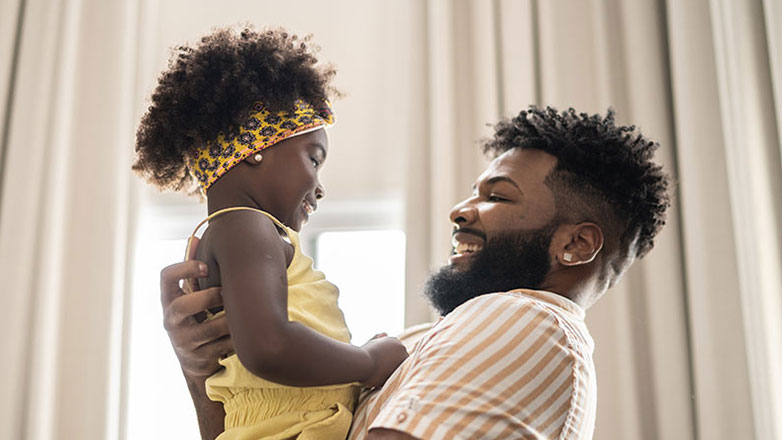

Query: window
<box><xmin>315</xmin><ymin>230</ymin><xmax>406</xmax><ymax>344</ymax></box>
<box><xmin>125</xmin><ymin>207</ymin><xmax>202</xmax><ymax>439</ymax></box>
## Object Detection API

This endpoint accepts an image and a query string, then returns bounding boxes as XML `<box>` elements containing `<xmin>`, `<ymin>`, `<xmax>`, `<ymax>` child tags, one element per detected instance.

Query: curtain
<box><xmin>405</xmin><ymin>0</ymin><xmax>782</xmax><ymax>439</ymax></box>
<box><xmin>0</xmin><ymin>0</ymin><xmax>138</xmax><ymax>438</ymax></box>
<box><xmin>673</xmin><ymin>0</ymin><xmax>782</xmax><ymax>438</ymax></box>
<box><xmin>1</xmin><ymin>0</ymin><xmax>779</xmax><ymax>439</ymax></box>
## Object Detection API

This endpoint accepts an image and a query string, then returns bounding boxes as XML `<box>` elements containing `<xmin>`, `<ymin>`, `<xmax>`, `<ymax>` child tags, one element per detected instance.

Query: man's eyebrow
<box><xmin>471</xmin><ymin>175</ymin><xmax>523</xmax><ymax>195</ymax></box>
<box><xmin>486</xmin><ymin>175</ymin><xmax>522</xmax><ymax>192</ymax></box>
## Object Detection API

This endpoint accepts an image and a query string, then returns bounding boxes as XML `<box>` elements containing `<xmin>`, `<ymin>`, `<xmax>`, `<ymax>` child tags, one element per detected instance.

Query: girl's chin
<box><xmin>289</xmin><ymin>219</ymin><xmax>304</xmax><ymax>232</ymax></box>
<box><xmin>295</xmin><ymin>209</ymin><xmax>310</xmax><ymax>230</ymax></box>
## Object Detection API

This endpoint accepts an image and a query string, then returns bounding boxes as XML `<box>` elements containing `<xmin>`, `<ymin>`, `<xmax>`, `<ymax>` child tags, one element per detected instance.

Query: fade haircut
<box><xmin>482</xmin><ymin>106</ymin><xmax>671</xmax><ymax>260</ymax></box>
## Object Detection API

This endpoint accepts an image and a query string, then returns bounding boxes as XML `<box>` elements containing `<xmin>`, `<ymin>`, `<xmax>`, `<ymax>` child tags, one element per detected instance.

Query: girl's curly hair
<box><xmin>132</xmin><ymin>26</ymin><xmax>337</xmax><ymax>194</ymax></box>
<box><xmin>483</xmin><ymin>106</ymin><xmax>671</xmax><ymax>259</ymax></box>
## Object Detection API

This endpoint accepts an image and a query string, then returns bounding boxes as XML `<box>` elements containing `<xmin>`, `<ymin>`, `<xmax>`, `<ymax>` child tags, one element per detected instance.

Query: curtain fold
<box><xmin>763</xmin><ymin>0</ymin><xmax>782</xmax><ymax>160</ymax></box>
<box><xmin>0</xmin><ymin>0</ymin><xmax>138</xmax><ymax>438</ymax></box>
<box><xmin>705</xmin><ymin>0</ymin><xmax>782</xmax><ymax>438</ymax></box>
<box><xmin>0</xmin><ymin>0</ymin><xmax>23</xmax><ymax>189</ymax></box>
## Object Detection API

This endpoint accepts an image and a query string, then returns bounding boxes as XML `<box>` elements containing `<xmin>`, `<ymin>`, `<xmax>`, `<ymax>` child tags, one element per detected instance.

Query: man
<box><xmin>160</xmin><ymin>106</ymin><xmax>670</xmax><ymax>439</ymax></box>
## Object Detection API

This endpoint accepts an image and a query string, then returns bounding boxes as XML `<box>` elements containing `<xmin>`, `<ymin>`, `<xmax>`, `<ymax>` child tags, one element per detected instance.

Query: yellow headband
<box><xmin>189</xmin><ymin>100</ymin><xmax>335</xmax><ymax>193</ymax></box>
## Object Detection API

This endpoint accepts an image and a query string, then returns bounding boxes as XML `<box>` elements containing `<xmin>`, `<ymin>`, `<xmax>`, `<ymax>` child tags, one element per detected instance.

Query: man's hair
<box><xmin>482</xmin><ymin>106</ymin><xmax>670</xmax><ymax>259</ymax></box>
<box><xmin>133</xmin><ymin>26</ymin><xmax>336</xmax><ymax>194</ymax></box>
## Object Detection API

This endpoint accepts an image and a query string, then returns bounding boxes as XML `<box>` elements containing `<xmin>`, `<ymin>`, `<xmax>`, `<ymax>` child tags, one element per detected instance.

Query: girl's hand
<box><xmin>360</xmin><ymin>336</ymin><xmax>409</xmax><ymax>389</ymax></box>
<box><xmin>160</xmin><ymin>241</ymin><xmax>234</xmax><ymax>378</ymax></box>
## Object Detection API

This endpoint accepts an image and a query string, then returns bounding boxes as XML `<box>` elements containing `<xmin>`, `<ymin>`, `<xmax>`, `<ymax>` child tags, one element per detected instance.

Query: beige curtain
<box><xmin>405</xmin><ymin>1</ymin><xmax>782</xmax><ymax>439</ymax></box>
<box><xmin>0</xmin><ymin>0</ymin><xmax>138</xmax><ymax>438</ymax></box>
<box><xmin>1</xmin><ymin>0</ymin><xmax>779</xmax><ymax>439</ymax></box>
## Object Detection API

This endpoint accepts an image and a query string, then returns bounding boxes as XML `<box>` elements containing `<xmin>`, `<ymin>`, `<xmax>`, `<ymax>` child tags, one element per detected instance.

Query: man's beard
<box><xmin>424</xmin><ymin>224</ymin><xmax>556</xmax><ymax>316</ymax></box>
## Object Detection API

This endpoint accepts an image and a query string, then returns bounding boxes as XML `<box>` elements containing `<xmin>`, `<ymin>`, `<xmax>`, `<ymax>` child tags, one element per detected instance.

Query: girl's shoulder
<box><xmin>205</xmin><ymin>209</ymin><xmax>294</xmax><ymax>264</ymax></box>
<box><xmin>206</xmin><ymin>209</ymin><xmax>285</xmax><ymax>242</ymax></box>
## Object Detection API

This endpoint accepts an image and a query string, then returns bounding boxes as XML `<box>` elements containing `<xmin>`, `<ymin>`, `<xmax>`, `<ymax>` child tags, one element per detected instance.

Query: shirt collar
<box><xmin>508</xmin><ymin>288</ymin><xmax>586</xmax><ymax>320</ymax></box>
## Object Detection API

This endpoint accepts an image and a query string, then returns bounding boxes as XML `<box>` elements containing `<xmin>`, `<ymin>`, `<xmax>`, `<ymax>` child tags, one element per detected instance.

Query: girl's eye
<box><xmin>488</xmin><ymin>195</ymin><xmax>506</xmax><ymax>202</ymax></box>
<box><xmin>310</xmin><ymin>157</ymin><xmax>321</xmax><ymax>168</ymax></box>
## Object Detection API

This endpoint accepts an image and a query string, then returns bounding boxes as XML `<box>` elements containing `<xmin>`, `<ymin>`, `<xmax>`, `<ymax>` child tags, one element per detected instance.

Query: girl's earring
<box><xmin>254</xmin><ymin>153</ymin><xmax>263</xmax><ymax>163</ymax></box>
<box><xmin>563</xmin><ymin>253</ymin><xmax>573</xmax><ymax>263</ymax></box>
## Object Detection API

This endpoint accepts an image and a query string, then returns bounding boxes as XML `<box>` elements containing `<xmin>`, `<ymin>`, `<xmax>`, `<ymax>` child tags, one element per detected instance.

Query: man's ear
<box><xmin>555</xmin><ymin>223</ymin><xmax>604</xmax><ymax>266</ymax></box>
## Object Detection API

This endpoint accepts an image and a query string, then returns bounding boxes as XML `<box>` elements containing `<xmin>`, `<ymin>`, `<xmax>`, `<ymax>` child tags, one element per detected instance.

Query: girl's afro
<box><xmin>133</xmin><ymin>26</ymin><xmax>337</xmax><ymax>194</ymax></box>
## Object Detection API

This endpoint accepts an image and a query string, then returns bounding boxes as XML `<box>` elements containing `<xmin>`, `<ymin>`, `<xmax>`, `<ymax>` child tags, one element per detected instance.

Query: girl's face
<box><xmin>248</xmin><ymin>129</ymin><xmax>328</xmax><ymax>231</ymax></box>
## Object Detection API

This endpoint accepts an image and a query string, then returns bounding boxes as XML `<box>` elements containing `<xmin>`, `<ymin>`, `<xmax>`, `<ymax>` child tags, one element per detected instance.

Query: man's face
<box><xmin>425</xmin><ymin>149</ymin><xmax>561</xmax><ymax>315</ymax></box>
<box><xmin>448</xmin><ymin>148</ymin><xmax>558</xmax><ymax>268</ymax></box>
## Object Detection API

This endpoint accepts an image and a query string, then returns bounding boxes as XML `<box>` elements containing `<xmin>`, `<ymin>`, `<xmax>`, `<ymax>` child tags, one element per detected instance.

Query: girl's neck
<box><xmin>206</xmin><ymin>185</ymin><xmax>263</xmax><ymax>215</ymax></box>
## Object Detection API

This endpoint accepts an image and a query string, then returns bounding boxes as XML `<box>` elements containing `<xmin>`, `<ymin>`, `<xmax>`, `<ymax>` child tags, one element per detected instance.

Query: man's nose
<box><xmin>315</xmin><ymin>183</ymin><xmax>325</xmax><ymax>200</ymax></box>
<box><xmin>449</xmin><ymin>200</ymin><xmax>477</xmax><ymax>225</ymax></box>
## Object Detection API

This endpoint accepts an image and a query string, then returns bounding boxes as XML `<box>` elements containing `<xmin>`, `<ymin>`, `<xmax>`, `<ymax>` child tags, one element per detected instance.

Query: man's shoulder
<box><xmin>432</xmin><ymin>291</ymin><xmax>562</xmax><ymax>341</ymax></box>
<box><xmin>433</xmin><ymin>291</ymin><xmax>590</xmax><ymax>354</ymax></box>
<box><xmin>450</xmin><ymin>290</ymin><xmax>585</xmax><ymax>327</ymax></box>
<box><xmin>448</xmin><ymin>290</ymin><xmax>550</xmax><ymax>319</ymax></box>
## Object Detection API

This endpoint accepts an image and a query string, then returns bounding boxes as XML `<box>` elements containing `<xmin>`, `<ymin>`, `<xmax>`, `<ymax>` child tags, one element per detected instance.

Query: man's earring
<box><xmin>254</xmin><ymin>153</ymin><xmax>263</xmax><ymax>163</ymax></box>
<box><xmin>563</xmin><ymin>253</ymin><xmax>573</xmax><ymax>263</ymax></box>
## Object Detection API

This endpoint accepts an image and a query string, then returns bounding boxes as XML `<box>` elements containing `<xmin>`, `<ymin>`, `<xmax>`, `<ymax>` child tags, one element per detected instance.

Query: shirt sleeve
<box><xmin>367</xmin><ymin>294</ymin><xmax>580</xmax><ymax>440</ymax></box>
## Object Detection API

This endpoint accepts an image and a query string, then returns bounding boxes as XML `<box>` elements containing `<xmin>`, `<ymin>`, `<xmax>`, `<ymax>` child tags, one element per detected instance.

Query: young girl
<box><xmin>133</xmin><ymin>27</ymin><xmax>408</xmax><ymax>440</ymax></box>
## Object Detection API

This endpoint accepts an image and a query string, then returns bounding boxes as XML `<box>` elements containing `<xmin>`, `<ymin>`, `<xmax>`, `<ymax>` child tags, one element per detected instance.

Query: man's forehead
<box><xmin>476</xmin><ymin>149</ymin><xmax>558</xmax><ymax>186</ymax></box>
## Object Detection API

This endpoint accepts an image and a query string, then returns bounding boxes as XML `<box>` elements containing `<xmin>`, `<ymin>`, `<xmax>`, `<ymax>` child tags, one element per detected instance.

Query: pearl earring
<box><xmin>563</xmin><ymin>253</ymin><xmax>573</xmax><ymax>263</ymax></box>
<box><xmin>254</xmin><ymin>153</ymin><xmax>263</xmax><ymax>163</ymax></box>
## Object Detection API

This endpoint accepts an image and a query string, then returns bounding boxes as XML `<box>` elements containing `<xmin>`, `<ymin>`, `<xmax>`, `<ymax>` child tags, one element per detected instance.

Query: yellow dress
<box><xmin>186</xmin><ymin>207</ymin><xmax>359</xmax><ymax>440</ymax></box>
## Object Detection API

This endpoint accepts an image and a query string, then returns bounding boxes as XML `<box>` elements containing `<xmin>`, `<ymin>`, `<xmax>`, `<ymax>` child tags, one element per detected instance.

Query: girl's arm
<box><xmin>210</xmin><ymin>211</ymin><xmax>407</xmax><ymax>387</ymax></box>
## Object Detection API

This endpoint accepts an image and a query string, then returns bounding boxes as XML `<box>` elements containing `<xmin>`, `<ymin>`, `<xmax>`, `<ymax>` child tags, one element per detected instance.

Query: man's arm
<box><xmin>160</xmin><ymin>253</ymin><xmax>232</xmax><ymax>439</ymax></box>
<box><xmin>184</xmin><ymin>372</ymin><xmax>226</xmax><ymax>440</ymax></box>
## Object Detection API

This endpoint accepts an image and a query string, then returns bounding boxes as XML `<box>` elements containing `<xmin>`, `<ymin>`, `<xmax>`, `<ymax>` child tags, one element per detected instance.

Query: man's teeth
<box><xmin>454</xmin><ymin>242</ymin><xmax>483</xmax><ymax>255</ymax></box>
<box><xmin>303</xmin><ymin>202</ymin><xmax>314</xmax><ymax>214</ymax></box>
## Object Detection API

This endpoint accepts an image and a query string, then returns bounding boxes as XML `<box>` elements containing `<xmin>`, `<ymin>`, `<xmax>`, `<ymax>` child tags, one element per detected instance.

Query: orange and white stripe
<box><xmin>348</xmin><ymin>289</ymin><xmax>596</xmax><ymax>439</ymax></box>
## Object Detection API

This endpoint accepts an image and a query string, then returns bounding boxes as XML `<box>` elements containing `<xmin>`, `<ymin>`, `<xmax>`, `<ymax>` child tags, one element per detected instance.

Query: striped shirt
<box><xmin>348</xmin><ymin>289</ymin><xmax>596</xmax><ymax>440</ymax></box>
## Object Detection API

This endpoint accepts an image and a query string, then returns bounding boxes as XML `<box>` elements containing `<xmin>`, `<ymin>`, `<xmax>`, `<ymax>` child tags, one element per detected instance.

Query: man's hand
<box><xmin>160</xmin><ymin>236</ymin><xmax>233</xmax><ymax>378</ymax></box>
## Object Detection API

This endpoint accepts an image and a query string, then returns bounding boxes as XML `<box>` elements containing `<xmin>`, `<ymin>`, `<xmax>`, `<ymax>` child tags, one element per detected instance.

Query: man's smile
<box><xmin>450</xmin><ymin>229</ymin><xmax>486</xmax><ymax>264</ymax></box>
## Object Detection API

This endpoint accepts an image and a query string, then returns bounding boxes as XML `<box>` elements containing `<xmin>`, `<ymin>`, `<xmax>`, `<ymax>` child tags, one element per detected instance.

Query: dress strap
<box><xmin>184</xmin><ymin>207</ymin><xmax>289</xmax><ymax>262</ymax></box>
